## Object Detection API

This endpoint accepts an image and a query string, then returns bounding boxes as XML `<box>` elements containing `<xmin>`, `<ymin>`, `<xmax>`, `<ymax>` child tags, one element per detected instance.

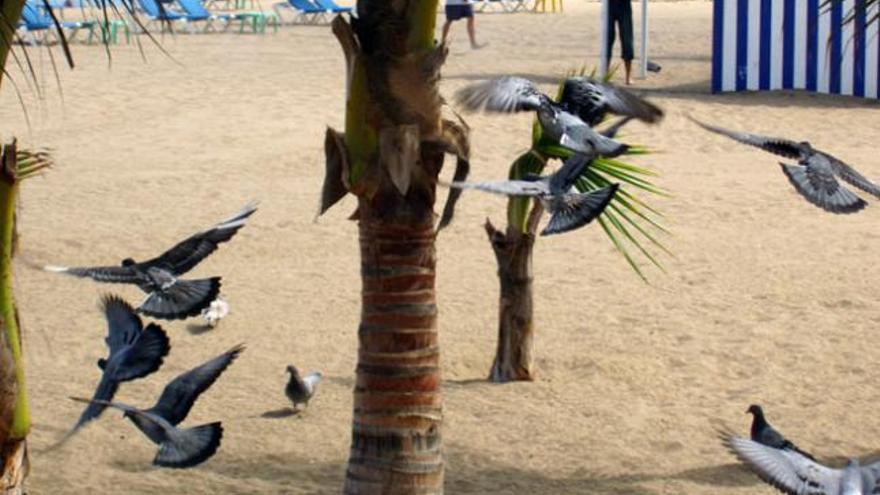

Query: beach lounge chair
<box><xmin>136</xmin><ymin>0</ymin><xmax>185</xmax><ymax>31</ymax></box>
<box><xmin>174</xmin><ymin>0</ymin><xmax>233</xmax><ymax>32</ymax></box>
<box><xmin>273</xmin><ymin>0</ymin><xmax>326</xmax><ymax>24</ymax></box>
<box><xmin>19</xmin><ymin>1</ymin><xmax>97</xmax><ymax>43</ymax></box>
<box><xmin>312</xmin><ymin>0</ymin><xmax>350</xmax><ymax>14</ymax></box>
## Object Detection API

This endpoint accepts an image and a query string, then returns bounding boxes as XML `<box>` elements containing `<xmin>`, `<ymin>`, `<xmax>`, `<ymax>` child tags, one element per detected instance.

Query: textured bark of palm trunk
<box><xmin>486</xmin><ymin>221</ymin><xmax>536</xmax><ymax>383</ymax></box>
<box><xmin>344</xmin><ymin>211</ymin><xmax>443</xmax><ymax>494</ymax></box>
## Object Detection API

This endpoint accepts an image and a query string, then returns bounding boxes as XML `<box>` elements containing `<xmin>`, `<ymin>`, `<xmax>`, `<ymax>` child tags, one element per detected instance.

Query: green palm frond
<box><xmin>505</xmin><ymin>69</ymin><xmax>668</xmax><ymax>281</ymax></box>
<box><xmin>14</xmin><ymin>147</ymin><xmax>53</xmax><ymax>180</ymax></box>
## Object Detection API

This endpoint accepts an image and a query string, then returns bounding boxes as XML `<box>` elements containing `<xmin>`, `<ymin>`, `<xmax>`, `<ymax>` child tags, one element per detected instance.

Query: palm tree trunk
<box><xmin>0</xmin><ymin>142</ymin><xmax>30</xmax><ymax>495</ymax></box>
<box><xmin>485</xmin><ymin>152</ymin><xmax>547</xmax><ymax>383</ymax></box>
<box><xmin>485</xmin><ymin>221</ymin><xmax>536</xmax><ymax>382</ymax></box>
<box><xmin>326</xmin><ymin>1</ymin><xmax>453</xmax><ymax>492</ymax></box>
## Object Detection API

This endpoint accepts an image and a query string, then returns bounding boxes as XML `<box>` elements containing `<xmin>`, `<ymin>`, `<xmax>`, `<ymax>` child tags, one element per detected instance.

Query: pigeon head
<box><xmin>799</xmin><ymin>141</ymin><xmax>812</xmax><ymax>150</ymax></box>
<box><xmin>121</xmin><ymin>258</ymin><xmax>136</xmax><ymax>267</ymax></box>
<box><xmin>286</xmin><ymin>365</ymin><xmax>299</xmax><ymax>376</ymax></box>
<box><xmin>746</xmin><ymin>404</ymin><xmax>764</xmax><ymax>416</ymax></box>
<box><xmin>97</xmin><ymin>358</ymin><xmax>107</xmax><ymax>370</ymax></box>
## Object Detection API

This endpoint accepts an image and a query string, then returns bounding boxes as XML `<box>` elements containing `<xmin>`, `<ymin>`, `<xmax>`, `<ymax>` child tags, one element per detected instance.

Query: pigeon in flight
<box><xmin>71</xmin><ymin>344</ymin><xmax>244</xmax><ymax>468</ymax></box>
<box><xmin>690</xmin><ymin>117</ymin><xmax>880</xmax><ymax>214</ymax></box>
<box><xmin>723</xmin><ymin>435</ymin><xmax>880</xmax><ymax>495</ymax></box>
<box><xmin>455</xmin><ymin>76</ymin><xmax>662</xmax><ymax>157</ymax></box>
<box><xmin>285</xmin><ymin>365</ymin><xmax>321</xmax><ymax>411</ymax></box>
<box><xmin>54</xmin><ymin>295</ymin><xmax>170</xmax><ymax>447</ymax></box>
<box><xmin>747</xmin><ymin>404</ymin><xmax>815</xmax><ymax>460</ymax></box>
<box><xmin>448</xmin><ymin>153</ymin><xmax>619</xmax><ymax>236</ymax></box>
<box><xmin>45</xmin><ymin>202</ymin><xmax>258</xmax><ymax>320</ymax></box>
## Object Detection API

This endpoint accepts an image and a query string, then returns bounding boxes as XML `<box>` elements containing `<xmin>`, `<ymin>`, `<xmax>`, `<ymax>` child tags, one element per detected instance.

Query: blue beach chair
<box><xmin>312</xmin><ymin>0</ymin><xmax>349</xmax><ymax>14</ymax></box>
<box><xmin>273</xmin><ymin>0</ymin><xmax>326</xmax><ymax>24</ymax></box>
<box><xmin>20</xmin><ymin>1</ymin><xmax>97</xmax><ymax>43</ymax></box>
<box><xmin>136</xmin><ymin>0</ymin><xmax>185</xmax><ymax>31</ymax></box>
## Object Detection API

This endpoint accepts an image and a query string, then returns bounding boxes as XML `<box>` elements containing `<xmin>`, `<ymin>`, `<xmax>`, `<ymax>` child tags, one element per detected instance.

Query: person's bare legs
<box><xmin>466</xmin><ymin>16</ymin><xmax>484</xmax><ymax>48</ymax></box>
<box><xmin>441</xmin><ymin>20</ymin><xmax>452</xmax><ymax>45</ymax></box>
<box><xmin>623</xmin><ymin>59</ymin><xmax>633</xmax><ymax>85</ymax></box>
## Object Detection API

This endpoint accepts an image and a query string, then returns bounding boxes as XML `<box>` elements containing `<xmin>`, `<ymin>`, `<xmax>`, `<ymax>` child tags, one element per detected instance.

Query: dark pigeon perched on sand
<box><xmin>45</xmin><ymin>202</ymin><xmax>258</xmax><ymax>320</ymax></box>
<box><xmin>448</xmin><ymin>153</ymin><xmax>619</xmax><ymax>236</ymax></box>
<box><xmin>54</xmin><ymin>295</ymin><xmax>169</xmax><ymax>447</ymax></box>
<box><xmin>747</xmin><ymin>404</ymin><xmax>815</xmax><ymax>460</ymax></box>
<box><xmin>455</xmin><ymin>76</ymin><xmax>662</xmax><ymax>157</ymax></box>
<box><xmin>285</xmin><ymin>365</ymin><xmax>322</xmax><ymax>411</ymax></box>
<box><xmin>690</xmin><ymin>117</ymin><xmax>880</xmax><ymax>214</ymax></box>
<box><xmin>72</xmin><ymin>344</ymin><xmax>244</xmax><ymax>468</ymax></box>
<box><xmin>723</xmin><ymin>435</ymin><xmax>880</xmax><ymax>495</ymax></box>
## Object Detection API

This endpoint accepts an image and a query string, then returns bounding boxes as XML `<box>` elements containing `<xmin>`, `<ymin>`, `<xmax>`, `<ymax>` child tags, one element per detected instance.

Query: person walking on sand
<box><xmin>605</xmin><ymin>0</ymin><xmax>634</xmax><ymax>85</ymax></box>
<box><xmin>441</xmin><ymin>0</ymin><xmax>486</xmax><ymax>49</ymax></box>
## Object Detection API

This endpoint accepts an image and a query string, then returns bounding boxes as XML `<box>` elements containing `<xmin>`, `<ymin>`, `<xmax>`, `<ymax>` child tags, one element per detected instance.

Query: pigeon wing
<box><xmin>114</xmin><ymin>323</ymin><xmax>170</xmax><ymax>382</ymax></box>
<box><xmin>548</xmin><ymin>153</ymin><xmax>592</xmax><ymax>195</ymax></box>
<box><xmin>688</xmin><ymin>117</ymin><xmax>807</xmax><ymax>160</ymax></box>
<box><xmin>154</xmin><ymin>422</ymin><xmax>223</xmax><ymax>469</ymax></box>
<box><xmin>724</xmin><ymin>436</ymin><xmax>839</xmax><ymax>495</ymax></box>
<box><xmin>561</xmin><ymin>123</ymin><xmax>629</xmax><ymax>158</ymax></box>
<box><xmin>541</xmin><ymin>184</ymin><xmax>618</xmax><ymax>236</ymax></box>
<box><xmin>101</xmin><ymin>294</ymin><xmax>143</xmax><ymax>355</ymax></box>
<box><xmin>825</xmin><ymin>153</ymin><xmax>880</xmax><ymax>199</ymax></box>
<box><xmin>147</xmin><ymin>344</ymin><xmax>245</xmax><ymax>425</ymax></box>
<box><xmin>454</xmin><ymin>77</ymin><xmax>546</xmax><ymax>113</ymax></box>
<box><xmin>563</xmin><ymin>77</ymin><xmax>663</xmax><ymax>124</ymax></box>
<box><xmin>302</xmin><ymin>373</ymin><xmax>322</xmax><ymax>396</ymax></box>
<box><xmin>67</xmin><ymin>374</ymin><xmax>120</xmax><ymax>434</ymax></box>
<box><xmin>449</xmin><ymin>179</ymin><xmax>549</xmax><ymax>197</ymax></box>
<box><xmin>138</xmin><ymin>276</ymin><xmax>221</xmax><ymax>321</ymax></box>
<box><xmin>45</xmin><ymin>265</ymin><xmax>141</xmax><ymax>284</ymax></box>
<box><xmin>139</xmin><ymin>201</ymin><xmax>258</xmax><ymax>276</ymax></box>
<box><xmin>780</xmin><ymin>162</ymin><xmax>867</xmax><ymax>214</ymax></box>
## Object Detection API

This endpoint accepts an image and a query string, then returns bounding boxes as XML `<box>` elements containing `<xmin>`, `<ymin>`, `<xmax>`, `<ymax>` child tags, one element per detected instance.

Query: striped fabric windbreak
<box><xmin>712</xmin><ymin>0</ymin><xmax>880</xmax><ymax>98</ymax></box>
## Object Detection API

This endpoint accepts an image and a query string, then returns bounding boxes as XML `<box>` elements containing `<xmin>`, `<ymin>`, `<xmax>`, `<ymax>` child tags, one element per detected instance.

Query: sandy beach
<box><xmin>2</xmin><ymin>1</ymin><xmax>880</xmax><ymax>493</ymax></box>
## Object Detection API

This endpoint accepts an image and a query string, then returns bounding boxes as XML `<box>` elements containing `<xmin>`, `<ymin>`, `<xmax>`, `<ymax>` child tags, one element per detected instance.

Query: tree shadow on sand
<box><xmin>445</xmin><ymin>450</ymin><xmax>657</xmax><ymax>494</ymax></box>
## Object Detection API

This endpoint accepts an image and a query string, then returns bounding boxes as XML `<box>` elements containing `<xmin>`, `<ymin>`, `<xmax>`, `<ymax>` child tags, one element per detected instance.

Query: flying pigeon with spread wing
<box><xmin>71</xmin><ymin>344</ymin><xmax>244</xmax><ymax>468</ymax></box>
<box><xmin>448</xmin><ymin>153</ymin><xmax>618</xmax><ymax>236</ymax></box>
<box><xmin>45</xmin><ymin>202</ymin><xmax>258</xmax><ymax>320</ymax></box>
<box><xmin>455</xmin><ymin>76</ymin><xmax>662</xmax><ymax>157</ymax></box>
<box><xmin>691</xmin><ymin>117</ymin><xmax>880</xmax><ymax>214</ymax></box>
<box><xmin>54</xmin><ymin>295</ymin><xmax>169</xmax><ymax>447</ymax></box>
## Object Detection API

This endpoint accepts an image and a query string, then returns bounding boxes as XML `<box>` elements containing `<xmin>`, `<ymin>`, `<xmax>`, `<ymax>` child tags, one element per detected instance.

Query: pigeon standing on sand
<box><xmin>45</xmin><ymin>202</ymin><xmax>258</xmax><ymax>320</ymax></box>
<box><xmin>54</xmin><ymin>295</ymin><xmax>170</xmax><ymax>446</ymax></box>
<box><xmin>285</xmin><ymin>365</ymin><xmax>321</xmax><ymax>411</ymax></box>
<box><xmin>746</xmin><ymin>404</ymin><xmax>815</xmax><ymax>460</ymax></box>
<box><xmin>71</xmin><ymin>344</ymin><xmax>244</xmax><ymax>468</ymax></box>
<box><xmin>454</xmin><ymin>76</ymin><xmax>663</xmax><ymax>157</ymax></box>
<box><xmin>201</xmin><ymin>296</ymin><xmax>229</xmax><ymax>328</ymax></box>
<box><xmin>448</xmin><ymin>153</ymin><xmax>619</xmax><ymax>236</ymax></box>
<box><xmin>690</xmin><ymin>117</ymin><xmax>880</xmax><ymax>213</ymax></box>
<box><xmin>723</xmin><ymin>435</ymin><xmax>880</xmax><ymax>495</ymax></box>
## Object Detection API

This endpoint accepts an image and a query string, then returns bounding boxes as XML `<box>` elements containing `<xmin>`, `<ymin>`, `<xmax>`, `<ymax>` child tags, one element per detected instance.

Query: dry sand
<box><xmin>1</xmin><ymin>1</ymin><xmax>880</xmax><ymax>493</ymax></box>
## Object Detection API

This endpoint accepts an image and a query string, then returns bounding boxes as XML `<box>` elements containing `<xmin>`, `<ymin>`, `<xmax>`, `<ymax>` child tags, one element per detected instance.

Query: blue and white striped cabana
<box><xmin>712</xmin><ymin>0</ymin><xmax>880</xmax><ymax>98</ymax></box>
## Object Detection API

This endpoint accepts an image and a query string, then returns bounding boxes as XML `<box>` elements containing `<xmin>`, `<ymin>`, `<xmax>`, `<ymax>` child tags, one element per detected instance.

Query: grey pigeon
<box><xmin>448</xmin><ymin>153</ymin><xmax>619</xmax><ymax>236</ymax></box>
<box><xmin>455</xmin><ymin>76</ymin><xmax>662</xmax><ymax>157</ymax></box>
<box><xmin>71</xmin><ymin>344</ymin><xmax>244</xmax><ymax>468</ymax></box>
<box><xmin>724</xmin><ymin>435</ymin><xmax>880</xmax><ymax>495</ymax></box>
<box><xmin>285</xmin><ymin>365</ymin><xmax>321</xmax><ymax>410</ymax></box>
<box><xmin>559</xmin><ymin>76</ymin><xmax>664</xmax><ymax>127</ymax></box>
<box><xmin>45</xmin><ymin>202</ymin><xmax>258</xmax><ymax>320</ymax></box>
<box><xmin>55</xmin><ymin>295</ymin><xmax>169</xmax><ymax>447</ymax></box>
<box><xmin>747</xmin><ymin>404</ymin><xmax>815</xmax><ymax>461</ymax></box>
<box><xmin>690</xmin><ymin>117</ymin><xmax>880</xmax><ymax>214</ymax></box>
